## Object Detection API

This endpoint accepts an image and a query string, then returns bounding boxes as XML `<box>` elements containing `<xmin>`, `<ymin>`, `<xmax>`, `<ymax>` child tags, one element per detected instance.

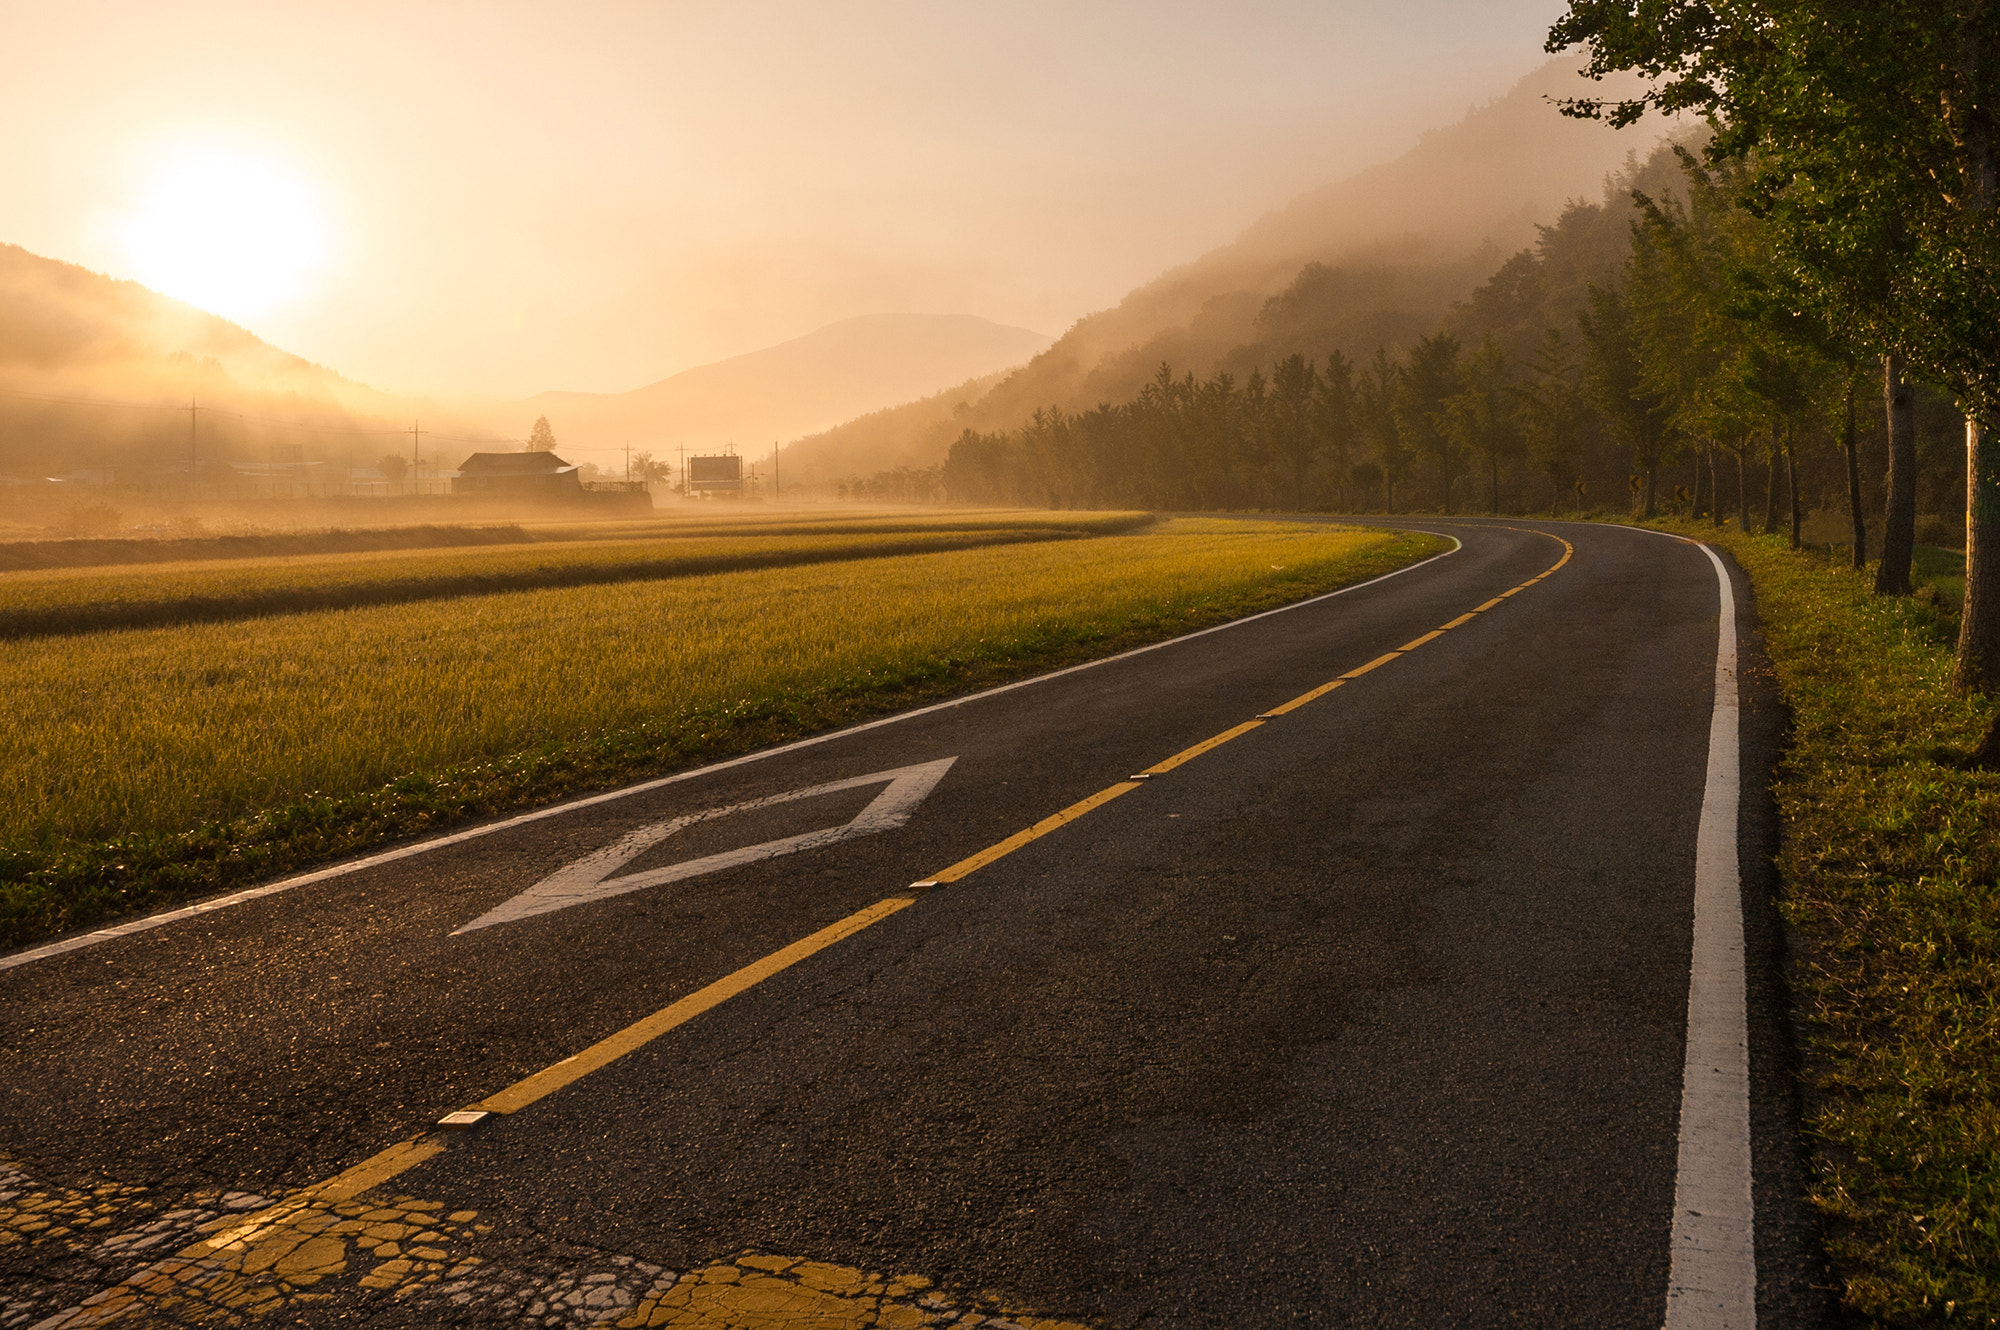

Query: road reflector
<box><xmin>437</xmin><ymin>1110</ymin><xmax>491</xmax><ymax>1130</ymax></box>
<box><xmin>1127</xmin><ymin>773</ymin><xmax>1153</xmax><ymax>780</ymax></box>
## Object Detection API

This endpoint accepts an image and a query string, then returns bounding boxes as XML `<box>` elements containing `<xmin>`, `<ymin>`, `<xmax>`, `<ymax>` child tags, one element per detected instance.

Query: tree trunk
<box><xmin>1710</xmin><ymin>444</ymin><xmax>1726</xmax><ymax>526</ymax></box>
<box><xmin>1957</xmin><ymin>412</ymin><xmax>2000</xmax><ymax>692</ymax></box>
<box><xmin>1877</xmin><ymin>353</ymin><xmax>1917</xmax><ymax>594</ymax></box>
<box><xmin>1958</xmin><ymin>33</ymin><xmax>1997</xmax><ymax>694</ymax></box>
<box><xmin>1763</xmin><ymin>438</ymin><xmax>1781</xmax><ymax>534</ymax></box>
<box><xmin>1693</xmin><ymin>452</ymin><xmax>1707</xmax><ymax>519</ymax></box>
<box><xmin>1842</xmin><ymin>380</ymin><xmax>1866</xmax><ymax>569</ymax></box>
<box><xmin>1788</xmin><ymin>434</ymin><xmax>1802</xmax><ymax>550</ymax></box>
<box><xmin>1736</xmin><ymin>446</ymin><xmax>1751</xmax><ymax>532</ymax></box>
<box><xmin>1490</xmin><ymin>453</ymin><xmax>1500</xmax><ymax>515</ymax></box>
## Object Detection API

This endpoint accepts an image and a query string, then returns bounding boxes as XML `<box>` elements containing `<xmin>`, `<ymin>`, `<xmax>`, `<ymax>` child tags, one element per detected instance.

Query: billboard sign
<box><xmin>688</xmin><ymin>454</ymin><xmax>743</xmax><ymax>489</ymax></box>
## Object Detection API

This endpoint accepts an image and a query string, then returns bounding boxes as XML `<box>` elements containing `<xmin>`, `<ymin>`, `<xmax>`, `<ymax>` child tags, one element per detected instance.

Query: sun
<box><xmin>123</xmin><ymin>144</ymin><xmax>331</xmax><ymax>322</ymax></box>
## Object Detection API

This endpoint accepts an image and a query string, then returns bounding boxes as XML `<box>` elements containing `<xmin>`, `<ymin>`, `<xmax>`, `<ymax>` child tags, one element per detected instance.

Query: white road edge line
<box><xmin>1665</xmin><ymin>536</ymin><xmax>1756</xmax><ymax>1328</ymax></box>
<box><xmin>1</xmin><ymin>532</ymin><xmax>1462</xmax><ymax>972</ymax></box>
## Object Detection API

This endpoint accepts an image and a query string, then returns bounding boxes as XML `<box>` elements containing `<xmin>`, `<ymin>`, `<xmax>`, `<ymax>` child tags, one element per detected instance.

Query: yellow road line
<box><xmin>1340</xmin><ymin>651</ymin><xmax>1403</xmax><ymax>679</ymax></box>
<box><xmin>479</xmin><ymin>894</ymin><xmax>919</xmax><ymax>1114</ymax></box>
<box><xmin>1261</xmin><ymin>680</ymin><xmax>1345</xmax><ymax>717</ymax></box>
<box><xmin>1142</xmin><ymin>719</ymin><xmax>1266</xmax><ymax>775</ymax></box>
<box><xmin>1397</xmin><ymin>630</ymin><xmax>1445</xmax><ymax>652</ymax></box>
<box><xmin>927</xmin><ymin>781</ymin><xmax>1144</xmax><ymax>884</ymax></box>
<box><xmin>1439</xmin><ymin>613</ymin><xmax>1478</xmax><ymax>630</ymax></box>
<box><xmin>1474</xmin><ymin>597</ymin><xmax>1504</xmax><ymax>612</ymax></box>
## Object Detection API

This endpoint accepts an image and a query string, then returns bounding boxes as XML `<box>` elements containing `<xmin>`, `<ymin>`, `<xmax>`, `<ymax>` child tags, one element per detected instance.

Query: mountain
<box><xmin>509</xmin><ymin>313</ymin><xmax>1053</xmax><ymax>461</ymax></box>
<box><xmin>0</xmin><ymin>243</ymin><xmax>494</xmax><ymax>478</ymax></box>
<box><xmin>780</xmin><ymin>57</ymin><xmax>1651</xmax><ymax>483</ymax></box>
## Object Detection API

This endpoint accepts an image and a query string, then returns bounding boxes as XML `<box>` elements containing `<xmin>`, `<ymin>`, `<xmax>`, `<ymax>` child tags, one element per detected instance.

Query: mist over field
<box><xmin>0</xmin><ymin>1</ymin><xmax>1652</xmax><ymax>529</ymax></box>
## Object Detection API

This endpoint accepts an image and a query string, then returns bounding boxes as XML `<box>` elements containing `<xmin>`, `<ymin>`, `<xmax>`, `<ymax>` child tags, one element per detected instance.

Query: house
<box><xmin>453</xmin><ymin>450</ymin><xmax>584</xmax><ymax>496</ymax></box>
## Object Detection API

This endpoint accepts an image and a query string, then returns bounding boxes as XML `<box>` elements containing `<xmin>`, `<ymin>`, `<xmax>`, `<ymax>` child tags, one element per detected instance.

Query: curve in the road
<box><xmin>1</xmin><ymin>519</ymin><xmax>1805</xmax><ymax>1329</ymax></box>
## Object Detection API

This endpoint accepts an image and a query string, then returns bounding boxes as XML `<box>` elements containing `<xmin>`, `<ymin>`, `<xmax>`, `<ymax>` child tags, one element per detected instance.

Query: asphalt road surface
<box><xmin>0</xmin><ymin>518</ymin><xmax>1825</xmax><ymax>1328</ymax></box>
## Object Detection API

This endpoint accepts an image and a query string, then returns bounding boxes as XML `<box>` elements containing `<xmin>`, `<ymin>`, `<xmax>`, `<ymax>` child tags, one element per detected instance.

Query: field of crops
<box><xmin>0</xmin><ymin>514</ymin><xmax>1443</xmax><ymax>945</ymax></box>
<box><xmin>0</xmin><ymin>511</ymin><xmax>1146</xmax><ymax>635</ymax></box>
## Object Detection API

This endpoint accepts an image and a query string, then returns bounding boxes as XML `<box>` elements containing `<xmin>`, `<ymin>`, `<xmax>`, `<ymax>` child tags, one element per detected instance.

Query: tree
<box><xmin>377</xmin><ymin>453</ymin><xmax>409</xmax><ymax>492</ymax></box>
<box><xmin>1579</xmin><ymin>282</ymin><xmax>1672</xmax><ymax>517</ymax></box>
<box><xmin>632</xmin><ymin>450</ymin><xmax>673</xmax><ymax>485</ymax></box>
<box><xmin>1547</xmin><ymin>0</ymin><xmax>2000</xmax><ymax>686</ymax></box>
<box><xmin>1314</xmin><ymin>352</ymin><xmax>1359</xmax><ymax>510</ymax></box>
<box><xmin>1515</xmin><ymin>329</ymin><xmax>1590</xmax><ymax>515</ymax></box>
<box><xmin>1878</xmin><ymin>358</ymin><xmax>1919</xmax><ymax>592</ymax></box>
<box><xmin>1358</xmin><ymin>349</ymin><xmax>1409</xmax><ymax>511</ymax></box>
<box><xmin>1268</xmin><ymin>353</ymin><xmax>1322</xmax><ymax>510</ymax></box>
<box><xmin>1625</xmin><ymin>168</ymin><xmax>1762</xmax><ymax>530</ymax></box>
<box><xmin>1397</xmin><ymin>333</ymin><xmax>1464</xmax><ymax>511</ymax></box>
<box><xmin>1444</xmin><ymin>335</ymin><xmax>1523</xmax><ymax>514</ymax></box>
<box><xmin>526</xmin><ymin>415</ymin><xmax>557</xmax><ymax>453</ymax></box>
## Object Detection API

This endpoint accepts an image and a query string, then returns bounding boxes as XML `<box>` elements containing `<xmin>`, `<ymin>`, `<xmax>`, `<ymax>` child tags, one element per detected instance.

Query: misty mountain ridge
<box><xmin>504</xmin><ymin>313</ymin><xmax>1053</xmax><ymax>461</ymax></box>
<box><xmin>781</xmin><ymin>57</ymin><xmax>1655</xmax><ymax>485</ymax></box>
<box><xmin>2</xmin><ymin>55</ymin><xmax>1647</xmax><ymax>491</ymax></box>
<box><xmin>0</xmin><ymin>242</ymin><xmax>491</xmax><ymax>478</ymax></box>
<box><xmin>0</xmin><ymin>243</ymin><xmax>422</xmax><ymax>414</ymax></box>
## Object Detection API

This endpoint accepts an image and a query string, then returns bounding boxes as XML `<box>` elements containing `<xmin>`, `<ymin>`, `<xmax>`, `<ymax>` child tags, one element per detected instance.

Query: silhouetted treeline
<box><xmin>944</xmin><ymin>138</ymin><xmax>1968</xmax><ymax>541</ymax></box>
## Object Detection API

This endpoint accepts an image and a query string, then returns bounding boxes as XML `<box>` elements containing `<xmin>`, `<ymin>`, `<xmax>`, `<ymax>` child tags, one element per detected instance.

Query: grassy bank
<box><xmin>0</xmin><ymin>518</ymin><xmax>1443</xmax><ymax>951</ymax></box>
<box><xmin>0</xmin><ymin>515</ymin><xmax>1145</xmax><ymax>637</ymax></box>
<box><xmin>1648</xmin><ymin>521</ymin><xmax>2000</xmax><ymax>1324</ymax></box>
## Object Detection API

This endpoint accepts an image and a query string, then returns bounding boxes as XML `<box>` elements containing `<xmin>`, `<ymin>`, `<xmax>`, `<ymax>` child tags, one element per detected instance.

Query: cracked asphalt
<box><xmin>0</xmin><ymin>519</ymin><xmax>1827</xmax><ymax>1327</ymax></box>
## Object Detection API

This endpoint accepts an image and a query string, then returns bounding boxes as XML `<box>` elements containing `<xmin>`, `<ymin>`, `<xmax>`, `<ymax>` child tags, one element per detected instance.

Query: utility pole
<box><xmin>677</xmin><ymin>443</ymin><xmax>685</xmax><ymax>498</ymax></box>
<box><xmin>411</xmin><ymin>421</ymin><xmax>423</xmax><ymax>496</ymax></box>
<box><xmin>187</xmin><ymin>393</ymin><xmax>198</xmax><ymax>499</ymax></box>
<box><xmin>773</xmin><ymin>439</ymin><xmax>779</xmax><ymax>500</ymax></box>
<box><xmin>624</xmin><ymin>441</ymin><xmax>631</xmax><ymax>483</ymax></box>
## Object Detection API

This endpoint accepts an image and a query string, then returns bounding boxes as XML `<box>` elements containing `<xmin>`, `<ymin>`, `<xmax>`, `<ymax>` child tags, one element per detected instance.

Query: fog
<box><xmin>2</xmin><ymin>0</ymin><xmax>1574</xmax><ymax>403</ymax></box>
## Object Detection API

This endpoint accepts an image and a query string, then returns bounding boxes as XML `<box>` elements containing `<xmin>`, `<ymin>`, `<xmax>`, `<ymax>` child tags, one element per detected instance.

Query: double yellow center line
<box><xmin>205</xmin><ymin>530</ymin><xmax>1574</xmax><ymax>1224</ymax></box>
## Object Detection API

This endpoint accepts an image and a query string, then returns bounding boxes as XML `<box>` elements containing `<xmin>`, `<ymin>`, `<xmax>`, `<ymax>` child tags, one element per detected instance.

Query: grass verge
<box><xmin>0</xmin><ymin>518</ymin><xmax>1444</xmax><ymax>952</ymax></box>
<box><xmin>1639</xmin><ymin>519</ymin><xmax>2000</xmax><ymax>1325</ymax></box>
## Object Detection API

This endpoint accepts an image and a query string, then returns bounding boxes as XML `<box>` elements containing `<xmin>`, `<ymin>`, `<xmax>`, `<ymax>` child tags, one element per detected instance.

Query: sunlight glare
<box><xmin>123</xmin><ymin>144</ymin><xmax>331</xmax><ymax>322</ymax></box>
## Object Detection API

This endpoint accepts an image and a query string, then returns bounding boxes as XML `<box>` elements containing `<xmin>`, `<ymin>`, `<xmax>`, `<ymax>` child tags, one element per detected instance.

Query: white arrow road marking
<box><xmin>453</xmin><ymin>757</ymin><xmax>957</xmax><ymax>935</ymax></box>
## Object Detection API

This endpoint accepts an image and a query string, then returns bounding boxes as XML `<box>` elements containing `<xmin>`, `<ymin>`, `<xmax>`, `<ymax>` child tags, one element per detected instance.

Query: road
<box><xmin>0</xmin><ymin>518</ymin><xmax>1824</xmax><ymax>1328</ymax></box>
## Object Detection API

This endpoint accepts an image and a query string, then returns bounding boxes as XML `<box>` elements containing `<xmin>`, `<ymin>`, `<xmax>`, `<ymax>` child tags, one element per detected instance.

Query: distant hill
<box><xmin>507</xmin><ymin>313</ymin><xmax>1053</xmax><ymax>463</ymax></box>
<box><xmin>0</xmin><ymin>243</ymin><xmax>496</xmax><ymax>478</ymax></box>
<box><xmin>781</xmin><ymin>57</ymin><xmax>1651</xmax><ymax>483</ymax></box>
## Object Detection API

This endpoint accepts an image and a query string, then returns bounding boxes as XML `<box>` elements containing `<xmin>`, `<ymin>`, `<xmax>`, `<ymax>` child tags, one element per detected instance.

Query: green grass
<box><xmin>1915</xmin><ymin>544</ymin><xmax>1967</xmax><ymax>611</ymax></box>
<box><xmin>0</xmin><ymin>518</ymin><xmax>1444</xmax><ymax>950</ymax></box>
<box><xmin>0</xmin><ymin>515</ymin><xmax>1148</xmax><ymax>637</ymax></box>
<box><xmin>1636</xmin><ymin>519</ymin><xmax>2000</xmax><ymax>1325</ymax></box>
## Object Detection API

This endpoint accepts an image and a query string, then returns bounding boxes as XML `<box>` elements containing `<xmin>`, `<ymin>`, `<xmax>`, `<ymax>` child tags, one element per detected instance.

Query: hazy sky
<box><xmin>3</xmin><ymin>1</ymin><xmax>1572</xmax><ymax>398</ymax></box>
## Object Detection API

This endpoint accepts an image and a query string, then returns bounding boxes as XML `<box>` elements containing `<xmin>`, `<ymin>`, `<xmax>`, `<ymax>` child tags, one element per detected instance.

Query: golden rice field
<box><xmin>6</xmin><ymin>518</ymin><xmax>1424</xmax><ymax>848</ymax></box>
<box><xmin>500</xmin><ymin>509</ymin><xmax>1149</xmax><ymax>543</ymax></box>
<box><xmin>0</xmin><ymin>516</ymin><xmax>1443</xmax><ymax>946</ymax></box>
<box><xmin>0</xmin><ymin>511</ymin><xmax>1145</xmax><ymax>634</ymax></box>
